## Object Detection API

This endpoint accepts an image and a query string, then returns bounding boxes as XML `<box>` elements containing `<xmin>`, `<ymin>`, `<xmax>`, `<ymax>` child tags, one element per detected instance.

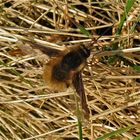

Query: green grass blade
<box><xmin>76</xmin><ymin>24</ymin><xmax>91</xmax><ymax>37</ymax></box>
<box><xmin>96</xmin><ymin>126</ymin><xmax>132</xmax><ymax>140</ymax></box>
<box><xmin>77</xmin><ymin>114</ymin><xmax>83</xmax><ymax>140</ymax></box>
<box><xmin>133</xmin><ymin>65</ymin><xmax>140</xmax><ymax>72</ymax></box>
<box><xmin>74</xmin><ymin>93</ymin><xmax>83</xmax><ymax>140</ymax></box>
<box><xmin>133</xmin><ymin>135</ymin><xmax>140</xmax><ymax>140</ymax></box>
<box><xmin>116</xmin><ymin>0</ymin><xmax>135</xmax><ymax>34</ymax></box>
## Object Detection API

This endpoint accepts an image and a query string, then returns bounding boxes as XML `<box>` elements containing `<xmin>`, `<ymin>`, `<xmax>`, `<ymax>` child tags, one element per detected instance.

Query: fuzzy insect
<box><xmin>16</xmin><ymin>39</ymin><xmax>91</xmax><ymax>117</ymax></box>
<box><xmin>43</xmin><ymin>44</ymin><xmax>90</xmax><ymax>91</ymax></box>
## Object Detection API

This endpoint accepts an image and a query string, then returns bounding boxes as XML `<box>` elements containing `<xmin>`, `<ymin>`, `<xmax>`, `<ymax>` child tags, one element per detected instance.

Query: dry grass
<box><xmin>0</xmin><ymin>0</ymin><xmax>140</xmax><ymax>139</ymax></box>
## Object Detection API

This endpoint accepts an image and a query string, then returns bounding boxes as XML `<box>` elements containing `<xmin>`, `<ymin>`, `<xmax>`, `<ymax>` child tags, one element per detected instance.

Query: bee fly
<box><xmin>43</xmin><ymin>44</ymin><xmax>90</xmax><ymax>91</ymax></box>
<box><xmin>15</xmin><ymin>39</ymin><xmax>91</xmax><ymax>117</ymax></box>
<box><xmin>16</xmin><ymin>39</ymin><xmax>90</xmax><ymax>92</ymax></box>
<box><xmin>10</xmin><ymin>25</ymin><xmax>113</xmax><ymax>118</ymax></box>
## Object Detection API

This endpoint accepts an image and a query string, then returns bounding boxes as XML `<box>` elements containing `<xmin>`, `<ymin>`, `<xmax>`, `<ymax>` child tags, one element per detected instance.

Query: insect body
<box><xmin>43</xmin><ymin>45</ymin><xmax>90</xmax><ymax>91</ymax></box>
<box><xmin>13</xmin><ymin>40</ymin><xmax>90</xmax><ymax>92</ymax></box>
<box><xmin>14</xmin><ymin>39</ymin><xmax>91</xmax><ymax>116</ymax></box>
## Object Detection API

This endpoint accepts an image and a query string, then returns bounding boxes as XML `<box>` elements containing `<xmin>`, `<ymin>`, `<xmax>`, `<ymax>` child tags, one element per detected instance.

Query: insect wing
<box><xmin>72</xmin><ymin>72</ymin><xmax>89</xmax><ymax>119</ymax></box>
<box><xmin>20</xmin><ymin>40</ymin><xmax>64</xmax><ymax>57</ymax></box>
